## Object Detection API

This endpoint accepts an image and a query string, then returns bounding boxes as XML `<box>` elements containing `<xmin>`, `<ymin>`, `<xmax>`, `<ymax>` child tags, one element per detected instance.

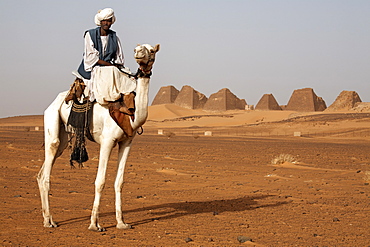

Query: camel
<box><xmin>37</xmin><ymin>43</ymin><xmax>160</xmax><ymax>231</ymax></box>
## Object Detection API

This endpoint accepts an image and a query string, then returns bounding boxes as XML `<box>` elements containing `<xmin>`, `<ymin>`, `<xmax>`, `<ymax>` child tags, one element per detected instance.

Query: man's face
<box><xmin>101</xmin><ymin>18</ymin><xmax>113</xmax><ymax>31</ymax></box>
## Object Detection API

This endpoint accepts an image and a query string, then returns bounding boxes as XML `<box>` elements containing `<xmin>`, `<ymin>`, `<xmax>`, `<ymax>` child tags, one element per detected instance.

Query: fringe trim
<box><xmin>67</xmin><ymin>99</ymin><xmax>93</xmax><ymax>168</ymax></box>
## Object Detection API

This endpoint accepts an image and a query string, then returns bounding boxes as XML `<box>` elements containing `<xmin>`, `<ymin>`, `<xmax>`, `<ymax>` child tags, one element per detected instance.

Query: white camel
<box><xmin>37</xmin><ymin>43</ymin><xmax>160</xmax><ymax>231</ymax></box>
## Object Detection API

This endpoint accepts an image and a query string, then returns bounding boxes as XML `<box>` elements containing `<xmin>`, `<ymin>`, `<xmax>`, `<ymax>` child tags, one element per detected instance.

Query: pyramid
<box><xmin>255</xmin><ymin>94</ymin><xmax>282</xmax><ymax>110</ymax></box>
<box><xmin>203</xmin><ymin>88</ymin><xmax>246</xmax><ymax>111</ymax></box>
<box><xmin>325</xmin><ymin>90</ymin><xmax>362</xmax><ymax>112</ymax></box>
<box><xmin>174</xmin><ymin>85</ymin><xmax>207</xmax><ymax>109</ymax></box>
<box><xmin>151</xmin><ymin>85</ymin><xmax>179</xmax><ymax>105</ymax></box>
<box><xmin>285</xmin><ymin>88</ymin><xmax>326</xmax><ymax>111</ymax></box>
<box><xmin>352</xmin><ymin>102</ymin><xmax>370</xmax><ymax>112</ymax></box>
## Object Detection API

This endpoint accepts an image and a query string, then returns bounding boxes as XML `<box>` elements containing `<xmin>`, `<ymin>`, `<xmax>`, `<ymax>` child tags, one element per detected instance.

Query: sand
<box><xmin>0</xmin><ymin>105</ymin><xmax>369</xmax><ymax>246</ymax></box>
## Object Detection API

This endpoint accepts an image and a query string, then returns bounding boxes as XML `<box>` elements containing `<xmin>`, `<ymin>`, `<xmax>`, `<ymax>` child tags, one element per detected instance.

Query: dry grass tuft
<box><xmin>165</xmin><ymin>132</ymin><xmax>176</xmax><ymax>138</ymax></box>
<box><xmin>364</xmin><ymin>171</ymin><xmax>370</xmax><ymax>181</ymax></box>
<box><xmin>271</xmin><ymin>154</ymin><xmax>297</xmax><ymax>165</ymax></box>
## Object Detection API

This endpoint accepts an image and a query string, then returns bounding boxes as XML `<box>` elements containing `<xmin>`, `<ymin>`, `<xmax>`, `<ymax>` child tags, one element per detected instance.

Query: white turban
<box><xmin>94</xmin><ymin>8</ymin><xmax>116</xmax><ymax>26</ymax></box>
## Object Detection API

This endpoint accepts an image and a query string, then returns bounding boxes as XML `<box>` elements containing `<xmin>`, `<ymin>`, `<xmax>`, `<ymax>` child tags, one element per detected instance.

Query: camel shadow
<box><xmin>57</xmin><ymin>195</ymin><xmax>290</xmax><ymax>228</ymax></box>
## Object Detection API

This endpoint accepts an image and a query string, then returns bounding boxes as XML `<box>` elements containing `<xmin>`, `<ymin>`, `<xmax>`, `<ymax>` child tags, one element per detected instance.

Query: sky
<box><xmin>0</xmin><ymin>0</ymin><xmax>369</xmax><ymax>118</ymax></box>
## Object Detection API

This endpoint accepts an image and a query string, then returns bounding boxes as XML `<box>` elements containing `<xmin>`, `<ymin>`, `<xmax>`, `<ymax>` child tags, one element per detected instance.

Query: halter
<box><xmin>134</xmin><ymin>45</ymin><xmax>156</xmax><ymax>78</ymax></box>
<box><xmin>136</xmin><ymin>67</ymin><xmax>152</xmax><ymax>78</ymax></box>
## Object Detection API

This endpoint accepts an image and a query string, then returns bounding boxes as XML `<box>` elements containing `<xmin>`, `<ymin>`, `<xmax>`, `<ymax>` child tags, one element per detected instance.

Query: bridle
<box><xmin>136</xmin><ymin>67</ymin><xmax>152</xmax><ymax>78</ymax></box>
<box><xmin>118</xmin><ymin>45</ymin><xmax>155</xmax><ymax>79</ymax></box>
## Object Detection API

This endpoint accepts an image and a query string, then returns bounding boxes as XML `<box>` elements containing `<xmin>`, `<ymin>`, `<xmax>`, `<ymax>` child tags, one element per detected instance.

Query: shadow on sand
<box><xmin>57</xmin><ymin>195</ymin><xmax>290</xmax><ymax>228</ymax></box>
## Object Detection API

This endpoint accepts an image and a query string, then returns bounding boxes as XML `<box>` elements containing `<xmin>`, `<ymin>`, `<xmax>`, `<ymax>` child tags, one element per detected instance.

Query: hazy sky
<box><xmin>1</xmin><ymin>0</ymin><xmax>369</xmax><ymax>118</ymax></box>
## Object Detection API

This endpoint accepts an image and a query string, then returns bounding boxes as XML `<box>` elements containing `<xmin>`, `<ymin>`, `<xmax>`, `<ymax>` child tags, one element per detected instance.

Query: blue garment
<box><xmin>77</xmin><ymin>27</ymin><xmax>118</xmax><ymax>80</ymax></box>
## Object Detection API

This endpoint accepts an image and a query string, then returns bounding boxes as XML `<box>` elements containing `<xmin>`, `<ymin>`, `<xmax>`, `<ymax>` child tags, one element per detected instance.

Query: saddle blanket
<box><xmin>89</xmin><ymin>66</ymin><xmax>137</xmax><ymax>105</ymax></box>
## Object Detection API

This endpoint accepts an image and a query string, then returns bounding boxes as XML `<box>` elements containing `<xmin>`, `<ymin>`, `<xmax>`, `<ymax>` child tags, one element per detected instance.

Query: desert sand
<box><xmin>0</xmin><ymin>105</ymin><xmax>369</xmax><ymax>246</ymax></box>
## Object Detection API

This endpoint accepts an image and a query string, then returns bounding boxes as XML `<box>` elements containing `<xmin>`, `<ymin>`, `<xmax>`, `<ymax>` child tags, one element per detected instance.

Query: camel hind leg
<box><xmin>37</xmin><ymin>92</ymin><xmax>69</xmax><ymax>227</ymax></box>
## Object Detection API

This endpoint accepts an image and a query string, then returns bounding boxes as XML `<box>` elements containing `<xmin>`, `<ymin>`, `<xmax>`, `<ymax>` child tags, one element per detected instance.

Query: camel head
<box><xmin>134</xmin><ymin>44</ymin><xmax>160</xmax><ymax>75</ymax></box>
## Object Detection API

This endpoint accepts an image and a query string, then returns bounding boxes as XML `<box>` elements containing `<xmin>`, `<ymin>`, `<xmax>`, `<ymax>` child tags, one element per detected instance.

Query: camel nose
<box><xmin>134</xmin><ymin>51</ymin><xmax>145</xmax><ymax>59</ymax></box>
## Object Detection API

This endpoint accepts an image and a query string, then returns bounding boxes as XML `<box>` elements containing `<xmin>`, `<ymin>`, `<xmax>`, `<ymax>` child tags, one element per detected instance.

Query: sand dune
<box><xmin>0</xmin><ymin>104</ymin><xmax>368</xmax><ymax>133</ymax></box>
<box><xmin>147</xmin><ymin>104</ymin><xmax>327</xmax><ymax>128</ymax></box>
<box><xmin>1</xmin><ymin>104</ymin><xmax>298</xmax><ymax>127</ymax></box>
<box><xmin>148</xmin><ymin>104</ymin><xmax>206</xmax><ymax>120</ymax></box>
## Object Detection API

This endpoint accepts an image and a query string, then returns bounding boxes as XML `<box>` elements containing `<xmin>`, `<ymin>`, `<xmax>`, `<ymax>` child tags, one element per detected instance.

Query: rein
<box><xmin>137</xmin><ymin>126</ymin><xmax>144</xmax><ymax>135</ymax></box>
<box><xmin>117</xmin><ymin>67</ymin><xmax>137</xmax><ymax>78</ymax></box>
<box><xmin>118</xmin><ymin>65</ymin><xmax>152</xmax><ymax>79</ymax></box>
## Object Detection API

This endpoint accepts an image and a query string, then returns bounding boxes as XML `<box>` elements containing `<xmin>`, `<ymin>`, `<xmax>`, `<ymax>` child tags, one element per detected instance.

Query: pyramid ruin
<box><xmin>255</xmin><ymin>94</ymin><xmax>282</xmax><ymax>110</ymax></box>
<box><xmin>151</xmin><ymin>85</ymin><xmax>179</xmax><ymax>105</ymax></box>
<box><xmin>174</xmin><ymin>85</ymin><xmax>208</xmax><ymax>109</ymax></box>
<box><xmin>325</xmin><ymin>90</ymin><xmax>362</xmax><ymax>112</ymax></box>
<box><xmin>203</xmin><ymin>88</ymin><xmax>246</xmax><ymax>112</ymax></box>
<box><xmin>285</xmin><ymin>88</ymin><xmax>326</xmax><ymax>111</ymax></box>
<box><xmin>352</xmin><ymin>102</ymin><xmax>370</xmax><ymax>112</ymax></box>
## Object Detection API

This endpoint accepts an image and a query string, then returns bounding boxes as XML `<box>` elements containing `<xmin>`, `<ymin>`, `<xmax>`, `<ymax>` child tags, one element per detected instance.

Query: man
<box><xmin>73</xmin><ymin>8</ymin><xmax>136</xmax><ymax>135</ymax></box>
<box><xmin>78</xmin><ymin>8</ymin><xmax>123</xmax><ymax>78</ymax></box>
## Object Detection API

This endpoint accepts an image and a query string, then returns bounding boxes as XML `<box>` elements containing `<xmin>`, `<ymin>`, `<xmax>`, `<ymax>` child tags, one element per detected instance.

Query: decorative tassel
<box><xmin>67</xmin><ymin>98</ymin><xmax>93</xmax><ymax>168</ymax></box>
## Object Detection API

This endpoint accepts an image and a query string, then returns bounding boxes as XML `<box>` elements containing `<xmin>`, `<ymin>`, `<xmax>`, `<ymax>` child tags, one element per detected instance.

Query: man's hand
<box><xmin>97</xmin><ymin>59</ymin><xmax>114</xmax><ymax>66</ymax></box>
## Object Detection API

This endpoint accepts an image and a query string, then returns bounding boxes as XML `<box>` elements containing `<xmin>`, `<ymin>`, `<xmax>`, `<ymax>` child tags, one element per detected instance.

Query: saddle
<box><xmin>108</xmin><ymin>92</ymin><xmax>136</xmax><ymax>137</ymax></box>
<box><xmin>65</xmin><ymin>78</ymin><xmax>86</xmax><ymax>103</ymax></box>
<box><xmin>65</xmin><ymin>77</ymin><xmax>136</xmax><ymax>138</ymax></box>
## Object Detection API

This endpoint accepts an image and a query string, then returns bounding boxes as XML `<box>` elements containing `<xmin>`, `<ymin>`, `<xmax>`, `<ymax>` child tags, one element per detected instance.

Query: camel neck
<box><xmin>132</xmin><ymin>77</ymin><xmax>150</xmax><ymax>130</ymax></box>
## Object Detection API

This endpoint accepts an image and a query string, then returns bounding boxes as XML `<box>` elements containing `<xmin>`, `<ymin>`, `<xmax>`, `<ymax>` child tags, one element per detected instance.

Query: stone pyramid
<box><xmin>174</xmin><ymin>85</ymin><xmax>207</xmax><ymax>109</ymax></box>
<box><xmin>203</xmin><ymin>88</ymin><xmax>246</xmax><ymax>111</ymax></box>
<box><xmin>151</xmin><ymin>85</ymin><xmax>179</xmax><ymax>105</ymax></box>
<box><xmin>255</xmin><ymin>94</ymin><xmax>282</xmax><ymax>110</ymax></box>
<box><xmin>285</xmin><ymin>88</ymin><xmax>326</xmax><ymax>111</ymax></box>
<box><xmin>325</xmin><ymin>90</ymin><xmax>362</xmax><ymax>111</ymax></box>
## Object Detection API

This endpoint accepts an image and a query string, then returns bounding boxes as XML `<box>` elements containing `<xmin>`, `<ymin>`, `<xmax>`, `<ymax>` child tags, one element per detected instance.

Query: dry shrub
<box><xmin>364</xmin><ymin>171</ymin><xmax>370</xmax><ymax>181</ymax></box>
<box><xmin>271</xmin><ymin>154</ymin><xmax>297</xmax><ymax>165</ymax></box>
<box><xmin>165</xmin><ymin>132</ymin><xmax>175</xmax><ymax>138</ymax></box>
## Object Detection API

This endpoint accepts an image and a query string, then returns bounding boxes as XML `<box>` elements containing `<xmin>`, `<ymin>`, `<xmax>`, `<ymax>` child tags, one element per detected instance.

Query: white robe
<box><xmin>82</xmin><ymin>32</ymin><xmax>136</xmax><ymax>104</ymax></box>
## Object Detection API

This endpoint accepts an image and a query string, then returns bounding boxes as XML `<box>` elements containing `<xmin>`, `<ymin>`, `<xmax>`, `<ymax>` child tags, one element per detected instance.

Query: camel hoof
<box><xmin>88</xmin><ymin>225</ymin><xmax>106</xmax><ymax>232</ymax></box>
<box><xmin>44</xmin><ymin>224</ymin><xmax>58</xmax><ymax>228</ymax></box>
<box><xmin>116</xmin><ymin>223</ymin><xmax>132</xmax><ymax>229</ymax></box>
<box><xmin>44</xmin><ymin>221</ymin><xmax>58</xmax><ymax>228</ymax></box>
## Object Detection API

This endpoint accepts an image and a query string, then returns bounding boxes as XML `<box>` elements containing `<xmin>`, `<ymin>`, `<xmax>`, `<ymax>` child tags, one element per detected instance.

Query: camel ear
<box><xmin>154</xmin><ymin>44</ymin><xmax>160</xmax><ymax>52</ymax></box>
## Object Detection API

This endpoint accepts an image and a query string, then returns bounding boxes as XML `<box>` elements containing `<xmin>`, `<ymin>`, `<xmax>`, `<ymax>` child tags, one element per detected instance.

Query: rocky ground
<box><xmin>0</xmin><ymin>117</ymin><xmax>369</xmax><ymax>246</ymax></box>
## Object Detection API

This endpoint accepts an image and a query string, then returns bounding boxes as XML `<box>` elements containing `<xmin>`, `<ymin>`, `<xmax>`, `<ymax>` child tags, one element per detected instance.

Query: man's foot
<box><xmin>119</xmin><ymin>106</ymin><xmax>133</xmax><ymax>115</ymax></box>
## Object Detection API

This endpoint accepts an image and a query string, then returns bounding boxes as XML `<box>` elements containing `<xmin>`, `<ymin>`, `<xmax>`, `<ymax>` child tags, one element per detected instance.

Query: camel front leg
<box><xmin>115</xmin><ymin>139</ymin><xmax>133</xmax><ymax>229</ymax></box>
<box><xmin>88</xmin><ymin>140</ymin><xmax>115</xmax><ymax>232</ymax></box>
